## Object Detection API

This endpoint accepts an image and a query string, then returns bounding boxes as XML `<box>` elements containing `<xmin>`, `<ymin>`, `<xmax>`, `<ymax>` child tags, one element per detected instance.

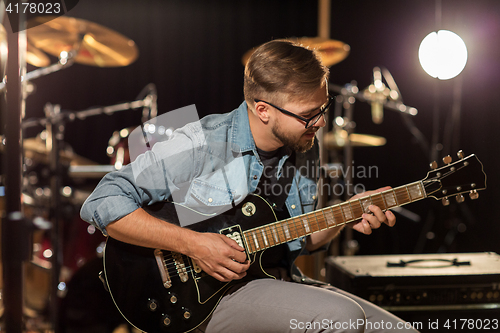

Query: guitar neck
<box><xmin>243</xmin><ymin>181</ymin><xmax>426</xmax><ymax>254</ymax></box>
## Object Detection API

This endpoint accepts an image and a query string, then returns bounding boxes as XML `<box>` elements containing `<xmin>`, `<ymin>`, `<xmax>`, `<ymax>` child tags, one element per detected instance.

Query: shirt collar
<box><xmin>230</xmin><ymin>101</ymin><xmax>294</xmax><ymax>160</ymax></box>
<box><xmin>230</xmin><ymin>101</ymin><xmax>257</xmax><ymax>153</ymax></box>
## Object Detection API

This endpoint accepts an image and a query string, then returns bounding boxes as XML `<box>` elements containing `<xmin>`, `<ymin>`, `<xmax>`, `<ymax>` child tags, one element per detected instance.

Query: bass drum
<box><xmin>58</xmin><ymin>257</ymin><xmax>132</xmax><ymax>333</ymax></box>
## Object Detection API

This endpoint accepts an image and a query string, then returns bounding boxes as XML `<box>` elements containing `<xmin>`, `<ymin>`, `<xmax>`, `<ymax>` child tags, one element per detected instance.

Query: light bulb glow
<box><xmin>419</xmin><ymin>30</ymin><xmax>468</xmax><ymax>80</ymax></box>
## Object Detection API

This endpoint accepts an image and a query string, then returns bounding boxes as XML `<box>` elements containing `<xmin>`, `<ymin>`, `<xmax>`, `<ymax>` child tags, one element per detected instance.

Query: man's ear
<box><xmin>254</xmin><ymin>101</ymin><xmax>271</xmax><ymax>124</ymax></box>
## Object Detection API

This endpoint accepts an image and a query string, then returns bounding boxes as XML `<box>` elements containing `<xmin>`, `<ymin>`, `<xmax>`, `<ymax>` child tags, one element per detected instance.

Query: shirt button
<box><xmin>208</xmin><ymin>198</ymin><xmax>213</xmax><ymax>203</ymax></box>
<box><xmin>253</xmin><ymin>175</ymin><xmax>258</xmax><ymax>180</ymax></box>
<box><xmin>291</xmin><ymin>205</ymin><xmax>296</xmax><ymax>209</ymax></box>
<box><xmin>312</xmin><ymin>195</ymin><xmax>316</xmax><ymax>200</ymax></box>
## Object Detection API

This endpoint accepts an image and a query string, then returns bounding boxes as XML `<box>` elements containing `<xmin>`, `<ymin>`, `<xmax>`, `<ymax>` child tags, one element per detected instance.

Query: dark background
<box><xmin>21</xmin><ymin>0</ymin><xmax>500</xmax><ymax>255</ymax></box>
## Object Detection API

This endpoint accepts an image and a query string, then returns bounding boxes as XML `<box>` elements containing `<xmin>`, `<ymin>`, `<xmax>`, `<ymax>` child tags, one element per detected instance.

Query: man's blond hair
<box><xmin>244</xmin><ymin>39</ymin><xmax>329</xmax><ymax>108</ymax></box>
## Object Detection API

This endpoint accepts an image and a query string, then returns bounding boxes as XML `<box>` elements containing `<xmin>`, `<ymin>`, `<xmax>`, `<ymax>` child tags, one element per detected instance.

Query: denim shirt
<box><xmin>80</xmin><ymin>101</ymin><xmax>320</xmax><ymax>268</ymax></box>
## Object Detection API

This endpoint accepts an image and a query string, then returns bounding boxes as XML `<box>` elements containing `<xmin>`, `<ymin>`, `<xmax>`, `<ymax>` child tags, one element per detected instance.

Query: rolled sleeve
<box><xmin>80</xmin><ymin>127</ymin><xmax>199</xmax><ymax>234</ymax></box>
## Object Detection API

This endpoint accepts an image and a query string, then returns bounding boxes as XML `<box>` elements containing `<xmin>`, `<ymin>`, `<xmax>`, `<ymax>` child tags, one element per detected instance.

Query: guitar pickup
<box><xmin>154</xmin><ymin>249</ymin><xmax>172</xmax><ymax>289</ymax></box>
<box><xmin>220</xmin><ymin>225</ymin><xmax>249</xmax><ymax>261</ymax></box>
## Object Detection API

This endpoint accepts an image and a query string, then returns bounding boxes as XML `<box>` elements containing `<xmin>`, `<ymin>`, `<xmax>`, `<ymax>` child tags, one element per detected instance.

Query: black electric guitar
<box><xmin>103</xmin><ymin>152</ymin><xmax>486</xmax><ymax>333</ymax></box>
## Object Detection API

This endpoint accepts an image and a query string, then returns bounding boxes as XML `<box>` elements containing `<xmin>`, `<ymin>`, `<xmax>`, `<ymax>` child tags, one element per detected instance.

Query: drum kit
<box><xmin>0</xmin><ymin>15</ymin><xmax>154</xmax><ymax>333</ymax></box>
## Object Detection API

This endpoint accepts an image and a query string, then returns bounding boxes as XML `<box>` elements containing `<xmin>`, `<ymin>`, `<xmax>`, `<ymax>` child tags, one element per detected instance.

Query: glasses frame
<box><xmin>254</xmin><ymin>95</ymin><xmax>334</xmax><ymax>129</ymax></box>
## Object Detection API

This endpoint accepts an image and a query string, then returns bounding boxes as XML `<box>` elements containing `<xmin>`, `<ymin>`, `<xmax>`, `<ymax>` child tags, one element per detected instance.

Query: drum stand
<box><xmin>17</xmin><ymin>87</ymin><xmax>156</xmax><ymax>332</ymax></box>
<box><xmin>2</xmin><ymin>9</ymin><xmax>29</xmax><ymax>333</ymax></box>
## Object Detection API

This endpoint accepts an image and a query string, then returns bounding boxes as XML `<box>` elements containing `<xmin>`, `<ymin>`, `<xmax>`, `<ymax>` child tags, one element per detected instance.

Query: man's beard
<box><xmin>271</xmin><ymin>120</ymin><xmax>316</xmax><ymax>153</ymax></box>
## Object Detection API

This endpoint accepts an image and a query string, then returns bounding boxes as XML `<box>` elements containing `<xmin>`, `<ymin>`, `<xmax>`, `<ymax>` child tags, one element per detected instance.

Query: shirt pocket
<box><xmin>298</xmin><ymin>182</ymin><xmax>317</xmax><ymax>210</ymax></box>
<box><xmin>190</xmin><ymin>178</ymin><xmax>235</xmax><ymax>207</ymax></box>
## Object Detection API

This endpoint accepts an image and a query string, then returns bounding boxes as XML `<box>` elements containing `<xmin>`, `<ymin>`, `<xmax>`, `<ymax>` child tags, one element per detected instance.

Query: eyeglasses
<box><xmin>254</xmin><ymin>96</ymin><xmax>333</xmax><ymax>129</ymax></box>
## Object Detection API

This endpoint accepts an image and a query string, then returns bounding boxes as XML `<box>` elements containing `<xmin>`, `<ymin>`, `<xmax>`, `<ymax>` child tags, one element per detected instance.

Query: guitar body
<box><xmin>103</xmin><ymin>194</ymin><xmax>278</xmax><ymax>333</ymax></box>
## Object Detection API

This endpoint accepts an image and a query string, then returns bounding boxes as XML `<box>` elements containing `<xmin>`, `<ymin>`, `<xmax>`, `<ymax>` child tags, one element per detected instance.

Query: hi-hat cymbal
<box><xmin>27</xmin><ymin>16</ymin><xmax>139</xmax><ymax>67</ymax></box>
<box><xmin>324</xmin><ymin>130</ymin><xmax>386</xmax><ymax>149</ymax></box>
<box><xmin>242</xmin><ymin>37</ymin><xmax>350</xmax><ymax>67</ymax></box>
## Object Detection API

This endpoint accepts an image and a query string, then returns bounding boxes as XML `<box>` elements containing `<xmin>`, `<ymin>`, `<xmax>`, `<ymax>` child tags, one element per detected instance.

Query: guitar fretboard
<box><xmin>243</xmin><ymin>182</ymin><xmax>425</xmax><ymax>254</ymax></box>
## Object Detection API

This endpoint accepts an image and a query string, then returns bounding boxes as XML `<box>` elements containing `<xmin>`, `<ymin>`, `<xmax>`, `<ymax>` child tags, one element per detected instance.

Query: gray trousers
<box><xmin>196</xmin><ymin>278</ymin><xmax>420</xmax><ymax>333</ymax></box>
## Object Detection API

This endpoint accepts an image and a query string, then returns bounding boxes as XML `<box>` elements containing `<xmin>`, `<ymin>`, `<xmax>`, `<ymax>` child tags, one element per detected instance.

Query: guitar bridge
<box><xmin>154</xmin><ymin>249</ymin><xmax>172</xmax><ymax>288</ymax></box>
<box><xmin>172</xmin><ymin>252</ymin><xmax>189</xmax><ymax>282</ymax></box>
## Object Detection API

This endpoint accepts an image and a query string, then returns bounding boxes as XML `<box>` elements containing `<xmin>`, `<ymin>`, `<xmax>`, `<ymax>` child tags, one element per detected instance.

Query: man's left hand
<box><xmin>349</xmin><ymin>186</ymin><xmax>396</xmax><ymax>235</ymax></box>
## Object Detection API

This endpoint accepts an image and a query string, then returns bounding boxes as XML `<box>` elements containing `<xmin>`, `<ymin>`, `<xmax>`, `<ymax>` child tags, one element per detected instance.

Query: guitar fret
<box><xmin>333</xmin><ymin>206</ymin><xmax>345</xmax><ymax>225</ymax></box>
<box><xmin>395</xmin><ymin>188</ymin><xmax>409</xmax><ymax>204</ymax></box>
<box><xmin>323</xmin><ymin>208</ymin><xmax>336</xmax><ymax>226</ymax></box>
<box><xmin>244</xmin><ymin>234</ymin><xmax>253</xmax><ymax>253</ymax></box>
<box><xmin>261</xmin><ymin>229</ymin><xmax>269</xmax><ymax>247</ymax></box>
<box><xmin>405</xmin><ymin>186</ymin><xmax>412</xmax><ymax>202</ymax></box>
<box><xmin>371</xmin><ymin>194</ymin><xmax>386</xmax><ymax>211</ymax></box>
<box><xmin>350</xmin><ymin>200</ymin><xmax>363</xmax><ymax>219</ymax></box>
<box><xmin>294</xmin><ymin>217</ymin><xmax>305</xmax><ymax>236</ymax></box>
<box><xmin>288</xmin><ymin>218</ymin><xmax>299</xmax><ymax>239</ymax></box>
<box><xmin>341</xmin><ymin>203</ymin><xmax>353</xmax><ymax>221</ymax></box>
<box><xmin>359</xmin><ymin>197</ymin><xmax>371</xmax><ymax>214</ymax></box>
<box><xmin>317</xmin><ymin>210</ymin><xmax>328</xmax><ymax>230</ymax></box>
<box><xmin>252</xmin><ymin>232</ymin><xmax>260</xmax><ymax>250</ymax></box>
<box><xmin>266</xmin><ymin>226</ymin><xmax>275</xmax><ymax>247</ymax></box>
<box><xmin>384</xmin><ymin>190</ymin><xmax>397</xmax><ymax>207</ymax></box>
<box><xmin>380</xmin><ymin>193</ymin><xmax>388</xmax><ymax>209</ymax></box>
<box><xmin>282</xmin><ymin>223</ymin><xmax>291</xmax><ymax>240</ymax></box>
<box><xmin>302</xmin><ymin>218</ymin><xmax>311</xmax><ymax>233</ymax></box>
<box><xmin>271</xmin><ymin>225</ymin><xmax>279</xmax><ymax>244</ymax></box>
<box><xmin>311</xmin><ymin>212</ymin><xmax>320</xmax><ymax>232</ymax></box>
<box><xmin>408</xmin><ymin>183</ymin><xmax>424</xmax><ymax>200</ymax></box>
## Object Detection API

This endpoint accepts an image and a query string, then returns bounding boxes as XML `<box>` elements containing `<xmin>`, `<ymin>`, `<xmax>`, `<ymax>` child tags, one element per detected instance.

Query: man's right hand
<box><xmin>187</xmin><ymin>232</ymin><xmax>250</xmax><ymax>282</ymax></box>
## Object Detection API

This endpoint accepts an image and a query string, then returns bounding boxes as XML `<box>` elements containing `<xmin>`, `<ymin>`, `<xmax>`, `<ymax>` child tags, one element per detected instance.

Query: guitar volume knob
<box><xmin>162</xmin><ymin>314</ymin><xmax>172</xmax><ymax>327</ymax></box>
<box><xmin>147</xmin><ymin>299</ymin><xmax>159</xmax><ymax>312</ymax></box>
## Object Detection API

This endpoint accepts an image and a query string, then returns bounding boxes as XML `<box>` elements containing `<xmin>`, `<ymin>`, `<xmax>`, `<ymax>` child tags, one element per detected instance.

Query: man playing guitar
<box><xmin>81</xmin><ymin>40</ymin><xmax>419</xmax><ymax>332</ymax></box>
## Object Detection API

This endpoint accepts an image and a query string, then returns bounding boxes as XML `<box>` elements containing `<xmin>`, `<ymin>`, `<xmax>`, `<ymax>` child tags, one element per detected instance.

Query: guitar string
<box><xmin>159</xmin><ymin>183</ymin><xmax>429</xmax><ymax>277</ymax></box>
<box><xmin>246</xmin><ymin>183</ymin><xmax>425</xmax><ymax>252</ymax></box>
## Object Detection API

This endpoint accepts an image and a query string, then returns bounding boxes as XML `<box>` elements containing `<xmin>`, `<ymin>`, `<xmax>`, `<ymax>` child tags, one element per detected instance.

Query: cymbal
<box><xmin>27</xmin><ymin>42</ymin><xmax>51</xmax><ymax>67</ymax></box>
<box><xmin>27</xmin><ymin>16</ymin><xmax>139</xmax><ymax>67</ymax></box>
<box><xmin>324</xmin><ymin>130</ymin><xmax>386</xmax><ymax>149</ymax></box>
<box><xmin>242</xmin><ymin>37</ymin><xmax>350</xmax><ymax>67</ymax></box>
<box><xmin>0</xmin><ymin>24</ymin><xmax>51</xmax><ymax>67</ymax></box>
<box><xmin>22</xmin><ymin>138</ymin><xmax>97</xmax><ymax>166</ymax></box>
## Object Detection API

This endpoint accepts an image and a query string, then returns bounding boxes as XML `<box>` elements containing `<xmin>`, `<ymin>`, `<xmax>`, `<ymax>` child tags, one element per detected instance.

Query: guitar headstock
<box><xmin>422</xmin><ymin>150</ymin><xmax>487</xmax><ymax>205</ymax></box>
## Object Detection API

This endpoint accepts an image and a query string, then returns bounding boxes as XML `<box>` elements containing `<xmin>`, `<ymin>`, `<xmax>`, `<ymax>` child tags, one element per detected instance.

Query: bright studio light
<box><xmin>418</xmin><ymin>30</ymin><xmax>468</xmax><ymax>80</ymax></box>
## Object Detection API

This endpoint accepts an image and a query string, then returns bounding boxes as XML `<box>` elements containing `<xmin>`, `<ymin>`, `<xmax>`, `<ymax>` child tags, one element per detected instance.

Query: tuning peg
<box><xmin>442</xmin><ymin>197</ymin><xmax>450</xmax><ymax>206</ymax></box>
<box><xmin>469</xmin><ymin>190</ymin><xmax>479</xmax><ymax>200</ymax></box>
<box><xmin>430</xmin><ymin>161</ymin><xmax>438</xmax><ymax>170</ymax></box>
<box><xmin>456</xmin><ymin>194</ymin><xmax>465</xmax><ymax>203</ymax></box>
<box><xmin>443</xmin><ymin>155</ymin><xmax>452</xmax><ymax>165</ymax></box>
<box><xmin>457</xmin><ymin>150</ymin><xmax>464</xmax><ymax>159</ymax></box>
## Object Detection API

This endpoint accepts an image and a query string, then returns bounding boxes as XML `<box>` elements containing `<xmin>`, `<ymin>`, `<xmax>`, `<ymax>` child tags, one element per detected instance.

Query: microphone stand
<box><xmin>328</xmin><ymin>81</ymin><xmax>419</xmax><ymax>255</ymax></box>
